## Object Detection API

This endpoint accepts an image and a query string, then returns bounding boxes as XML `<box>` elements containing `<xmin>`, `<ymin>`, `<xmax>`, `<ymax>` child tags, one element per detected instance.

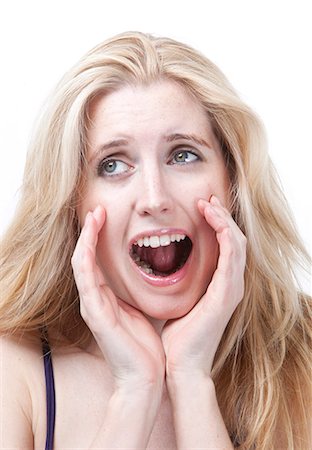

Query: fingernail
<box><xmin>85</xmin><ymin>211</ymin><xmax>92</xmax><ymax>225</ymax></box>
<box><xmin>198</xmin><ymin>198</ymin><xmax>207</xmax><ymax>208</ymax></box>
<box><xmin>210</xmin><ymin>195</ymin><xmax>221</xmax><ymax>206</ymax></box>
<box><xmin>93</xmin><ymin>205</ymin><xmax>102</xmax><ymax>217</ymax></box>
<box><xmin>93</xmin><ymin>205</ymin><xmax>106</xmax><ymax>224</ymax></box>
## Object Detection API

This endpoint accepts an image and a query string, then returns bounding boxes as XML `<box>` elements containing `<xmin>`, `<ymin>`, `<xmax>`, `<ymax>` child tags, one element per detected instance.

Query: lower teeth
<box><xmin>132</xmin><ymin>251</ymin><xmax>183</xmax><ymax>276</ymax></box>
<box><xmin>139</xmin><ymin>262</ymin><xmax>153</xmax><ymax>274</ymax></box>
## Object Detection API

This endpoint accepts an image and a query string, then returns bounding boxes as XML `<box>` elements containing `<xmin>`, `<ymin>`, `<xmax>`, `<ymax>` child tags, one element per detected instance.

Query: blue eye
<box><xmin>171</xmin><ymin>150</ymin><xmax>199</xmax><ymax>164</ymax></box>
<box><xmin>98</xmin><ymin>159</ymin><xmax>130</xmax><ymax>176</ymax></box>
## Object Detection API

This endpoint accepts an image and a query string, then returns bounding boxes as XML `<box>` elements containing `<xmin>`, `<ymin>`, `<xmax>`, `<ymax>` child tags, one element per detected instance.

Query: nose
<box><xmin>135</xmin><ymin>166</ymin><xmax>173</xmax><ymax>217</ymax></box>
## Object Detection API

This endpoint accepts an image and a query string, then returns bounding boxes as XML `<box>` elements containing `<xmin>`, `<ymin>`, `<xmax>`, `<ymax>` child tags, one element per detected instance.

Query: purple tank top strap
<box><xmin>42</xmin><ymin>334</ymin><xmax>56</xmax><ymax>450</ymax></box>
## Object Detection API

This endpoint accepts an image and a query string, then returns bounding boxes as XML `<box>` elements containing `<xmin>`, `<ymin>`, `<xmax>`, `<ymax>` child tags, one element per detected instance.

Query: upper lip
<box><xmin>129</xmin><ymin>228</ymin><xmax>192</xmax><ymax>248</ymax></box>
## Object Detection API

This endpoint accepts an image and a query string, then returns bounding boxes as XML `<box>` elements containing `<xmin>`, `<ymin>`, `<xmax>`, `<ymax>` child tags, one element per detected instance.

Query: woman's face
<box><xmin>78</xmin><ymin>80</ymin><xmax>230</xmax><ymax>320</ymax></box>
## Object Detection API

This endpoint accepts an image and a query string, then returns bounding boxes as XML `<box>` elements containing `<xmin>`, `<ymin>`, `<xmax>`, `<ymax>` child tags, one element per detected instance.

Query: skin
<box><xmin>1</xmin><ymin>80</ymin><xmax>246</xmax><ymax>449</ymax></box>
<box><xmin>78</xmin><ymin>80</ymin><xmax>230</xmax><ymax>322</ymax></box>
<box><xmin>70</xmin><ymin>80</ymin><xmax>247</xmax><ymax>447</ymax></box>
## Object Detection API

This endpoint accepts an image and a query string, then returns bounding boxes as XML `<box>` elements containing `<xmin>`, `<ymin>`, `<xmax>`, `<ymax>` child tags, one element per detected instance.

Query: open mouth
<box><xmin>130</xmin><ymin>233</ymin><xmax>193</xmax><ymax>277</ymax></box>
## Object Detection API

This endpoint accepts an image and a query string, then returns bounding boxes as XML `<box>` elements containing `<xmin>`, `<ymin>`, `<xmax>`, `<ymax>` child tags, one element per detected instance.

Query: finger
<box><xmin>198</xmin><ymin>196</ymin><xmax>244</xmax><ymax>241</ymax></box>
<box><xmin>74</xmin><ymin>240</ymin><xmax>117</xmax><ymax>329</ymax></box>
<box><xmin>198</xmin><ymin>197</ymin><xmax>246</xmax><ymax>306</ymax></box>
<box><xmin>72</xmin><ymin>207</ymin><xmax>106</xmax><ymax>295</ymax></box>
<box><xmin>73</xmin><ymin>205</ymin><xmax>106</xmax><ymax>274</ymax></box>
<box><xmin>92</xmin><ymin>205</ymin><xmax>106</xmax><ymax>233</ymax></box>
<box><xmin>82</xmin><ymin>205</ymin><xmax>106</xmax><ymax>249</ymax></box>
<box><xmin>198</xmin><ymin>198</ymin><xmax>230</xmax><ymax>234</ymax></box>
<box><xmin>82</xmin><ymin>212</ymin><xmax>98</xmax><ymax>250</ymax></box>
<box><xmin>91</xmin><ymin>206</ymin><xmax>109</xmax><ymax>287</ymax></box>
<box><xmin>198</xmin><ymin>195</ymin><xmax>228</xmax><ymax>213</ymax></box>
<box><xmin>75</xmin><ymin>246</ymin><xmax>103</xmax><ymax>297</ymax></box>
<box><xmin>73</xmin><ymin>211</ymin><xmax>96</xmax><ymax>263</ymax></box>
<box><xmin>209</xmin><ymin>194</ymin><xmax>231</xmax><ymax>214</ymax></box>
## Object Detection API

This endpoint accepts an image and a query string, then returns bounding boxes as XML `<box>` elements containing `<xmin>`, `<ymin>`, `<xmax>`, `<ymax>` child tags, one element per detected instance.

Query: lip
<box><xmin>129</xmin><ymin>228</ymin><xmax>193</xmax><ymax>287</ymax></box>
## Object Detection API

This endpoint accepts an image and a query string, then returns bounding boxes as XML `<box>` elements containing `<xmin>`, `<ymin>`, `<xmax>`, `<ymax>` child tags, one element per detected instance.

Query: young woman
<box><xmin>1</xmin><ymin>31</ymin><xmax>311</xmax><ymax>449</ymax></box>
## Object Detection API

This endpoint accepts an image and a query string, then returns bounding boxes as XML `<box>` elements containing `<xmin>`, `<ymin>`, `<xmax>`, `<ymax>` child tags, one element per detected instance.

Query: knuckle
<box><xmin>224</xmin><ymin>225</ymin><xmax>232</xmax><ymax>236</ymax></box>
<box><xmin>79</xmin><ymin>276</ymin><xmax>93</xmax><ymax>297</ymax></box>
<box><xmin>71</xmin><ymin>251</ymin><xmax>77</xmax><ymax>264</ymax></box>
<box><xmin>240</xmin><ymin>233</ymin><xmax>247</xmax><ymax>248</ymax></box>
<box><xmin>79</xmin><ymin>302</ymin><xmax>88</xmax><ymax>320</ymax></box>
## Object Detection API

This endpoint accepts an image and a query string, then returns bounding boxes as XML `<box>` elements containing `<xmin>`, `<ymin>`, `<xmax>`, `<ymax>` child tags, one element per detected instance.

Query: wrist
<box><xmin>91</xmin><ymin>385</ymin><xmax>163</xmax><ymax>448</ymax></box>
<box><xmin>111</xmin><ymin>386</ymin><xmax>162</xmax><ymax>432</ymax></box>
<box><xmin>166</xmin><ymin>368</ymin><xmax>213</xmax><ymax>387</ymax></box>
<box><xmin>112</xmin><ymin>385</ymin><xmax>161</xmax><ymax>410</ymax></box>
<box><xmin>115</xmin><ymin>382</ymin><xmax>163</xmax><ymax>399</ymax></box>
<box><xmin>115</xmin><ymin>372</ymin><xmax>164</xmax><ymax>399</ymax></box>
<box><xmin>166</xmin><ymin>372</ymin><xmax>216</xmax><ymax>402</ymax></box>
<box><xmin>166</xmin><ymin>375</ymin><xmax>233</xmax><ymax>448</ymax></box>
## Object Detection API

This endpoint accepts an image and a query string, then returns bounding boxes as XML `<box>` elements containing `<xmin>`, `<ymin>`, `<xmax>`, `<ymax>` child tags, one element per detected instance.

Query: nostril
<box><xmin>142</xmin><ymin>205</ymin><xmax>169</xmax><ymax>215</ymax></box>
<box><xmin>137</xmin><ymin>201</ymin><xmax>171</xmax><ymax>217</ymax></box>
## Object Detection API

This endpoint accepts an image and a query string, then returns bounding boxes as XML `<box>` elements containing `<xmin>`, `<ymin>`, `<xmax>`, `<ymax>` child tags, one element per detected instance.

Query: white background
<box><xmin>0</xmin><ymin>0</ymin><xmax>311</xmax><ymax>261</ymax></box>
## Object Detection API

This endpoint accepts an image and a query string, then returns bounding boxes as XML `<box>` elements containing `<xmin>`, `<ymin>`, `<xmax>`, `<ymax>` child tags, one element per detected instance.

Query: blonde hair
<box><xmin>1</xmin><ymin>32</ymin><xmax>311</xmax><ymax>449</ymax></box>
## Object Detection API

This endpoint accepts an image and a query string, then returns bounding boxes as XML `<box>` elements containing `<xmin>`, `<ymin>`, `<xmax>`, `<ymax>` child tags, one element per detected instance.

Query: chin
<box><xmin>132</xmin><ymin>291</ymin><xmax>203</xmax><ymax>321</ymax></box>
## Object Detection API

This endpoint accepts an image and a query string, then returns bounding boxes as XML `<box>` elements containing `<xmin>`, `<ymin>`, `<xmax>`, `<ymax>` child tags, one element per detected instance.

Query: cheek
<box><xmin>182</xmin><ymin>175</ymin><xmax>229</xmax><ymax>218</ymax></box>
<box><xmin>77</xmin><ymin>182</ymin><xmax>119</xmax><ymax>224</ymax></box>
<box><xmin>76</xmin><ymin>188</ymin><xmax>100</xmax><ymax>225</ymax></box>
<box><xmin>95</xmin><ymin>198</ymin><xmax>129</xmax><ymax>262</ymax></box>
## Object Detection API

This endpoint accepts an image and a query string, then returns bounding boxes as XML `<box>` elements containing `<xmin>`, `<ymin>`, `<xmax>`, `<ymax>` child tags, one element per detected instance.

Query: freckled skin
<box><xmin>70</xmin><ymin>81</ymin><xmax>247</xmax><ymax>448</ymax></box>
<box><xmin>78</xmin><ymin>81</ymin><xmax>230</xmax><ymax>321</ymax></box>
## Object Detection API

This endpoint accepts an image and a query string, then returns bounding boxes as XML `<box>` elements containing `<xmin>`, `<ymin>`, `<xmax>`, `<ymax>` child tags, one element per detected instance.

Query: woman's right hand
<box><xmin>71</xmin><ymin>205</ymin><xmax>165</xmax><ymax>395</ymax></box>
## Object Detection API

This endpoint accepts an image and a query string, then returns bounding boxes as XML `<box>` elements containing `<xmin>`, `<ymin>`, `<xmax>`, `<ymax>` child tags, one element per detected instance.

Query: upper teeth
<box><xmin>135</xmin><ymin>234</ymin><xmax>186</xmax><ymax>249</ymax></box>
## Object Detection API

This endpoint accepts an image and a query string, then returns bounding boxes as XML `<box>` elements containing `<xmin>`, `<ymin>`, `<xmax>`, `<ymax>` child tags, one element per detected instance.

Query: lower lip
<box><xmin>130</xmin><ymin>250</ymin><xmax>193</xmax><ymax>287</ymax></box>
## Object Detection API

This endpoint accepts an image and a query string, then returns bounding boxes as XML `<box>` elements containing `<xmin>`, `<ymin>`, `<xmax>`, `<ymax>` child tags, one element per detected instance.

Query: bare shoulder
<box><xmin>0</xmin><ymin>334</ymin><xmax>45</xmax><ymax>449</ymax></box>
<box><xmin>1</xmin><ymin>333</ymin><xmax>43</xmax><ymax>382</ymax></box>
<box><xmin>1</xmin><ymin>332</ymin><xmax>42</xmax><ymax>360</ymax></box>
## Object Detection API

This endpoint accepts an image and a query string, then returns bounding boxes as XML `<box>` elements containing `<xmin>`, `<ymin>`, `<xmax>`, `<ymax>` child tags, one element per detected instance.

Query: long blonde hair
<box><xmin>1</xmin><ymin>32</ymin><xmax>311</xmax><ymax>449</ymax></box>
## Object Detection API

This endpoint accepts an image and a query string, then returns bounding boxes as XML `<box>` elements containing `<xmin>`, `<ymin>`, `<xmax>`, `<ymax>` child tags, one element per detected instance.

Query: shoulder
<box><xmin>1</xmin><ymin>333</ymin><xmax>43</xmax><ymax>383</ymax></box>
<box><xmin>0</xmin><ymin>334</ymin><xmax>45</xmax><ymax>449</ymax></box>
<box><xmin>1</xmin><ymin>331</ymin><xmax>42</xmax><ymax>357</ymax></box>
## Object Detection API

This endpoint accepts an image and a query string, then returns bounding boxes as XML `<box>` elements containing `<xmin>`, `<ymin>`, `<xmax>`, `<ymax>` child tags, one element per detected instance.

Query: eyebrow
<box><xmin>165</xmin><ymin>133</ymin><xmax>213</xmax><ymax>149</ymax></box>
<box><xmin>90</xmin><ymin>139</ymin><xmax>130</xmax><ymax>162</ymax></box>
<box><xmin>90</xmin><ymin>133</ymin><xmax>213</xmax><ymax>162</ymax></box>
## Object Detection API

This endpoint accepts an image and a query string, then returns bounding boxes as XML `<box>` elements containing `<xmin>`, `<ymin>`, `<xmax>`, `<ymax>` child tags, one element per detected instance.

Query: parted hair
<box><xmin>0</xmin><ymin>32</ymin><xmax>311</xmax><ymax>449</ymax></box>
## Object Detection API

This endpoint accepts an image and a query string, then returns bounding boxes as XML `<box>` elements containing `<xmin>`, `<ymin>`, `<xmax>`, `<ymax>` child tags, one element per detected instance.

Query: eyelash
<box><xmin>169</xmin><ymin>148</ymin><xmax>200</xmax><ymax>165</ymax></box>
<box><xmin>96</xmin><ymin>148</ymin><xmax>201</xmax><ymax>178</ymax></box>
<box><xmin>97</xmin><ymin>159</ymin><xmax>131</xmax><ymax>177</ymax></box>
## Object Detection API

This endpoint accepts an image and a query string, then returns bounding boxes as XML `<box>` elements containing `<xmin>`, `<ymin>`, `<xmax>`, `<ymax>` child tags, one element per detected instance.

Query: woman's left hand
<box><xmin>161</xmin><ymin>195</ymin><xmax>247</xmax><ymax>382</ymax></box>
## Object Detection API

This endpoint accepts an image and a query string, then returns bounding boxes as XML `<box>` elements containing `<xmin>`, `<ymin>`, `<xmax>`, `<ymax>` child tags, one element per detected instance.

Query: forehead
<box><xmin>87</xmin><ymin>80</ymin><xmax>216</xmax><ymax>148</ymax></box>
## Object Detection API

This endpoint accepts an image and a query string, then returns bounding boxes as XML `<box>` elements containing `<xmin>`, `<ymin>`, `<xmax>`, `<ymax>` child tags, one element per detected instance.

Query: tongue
<box><xmin>137</xmin><ymin>243</ymin><xmax>178</xmax><ymax>272</ymax></box>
